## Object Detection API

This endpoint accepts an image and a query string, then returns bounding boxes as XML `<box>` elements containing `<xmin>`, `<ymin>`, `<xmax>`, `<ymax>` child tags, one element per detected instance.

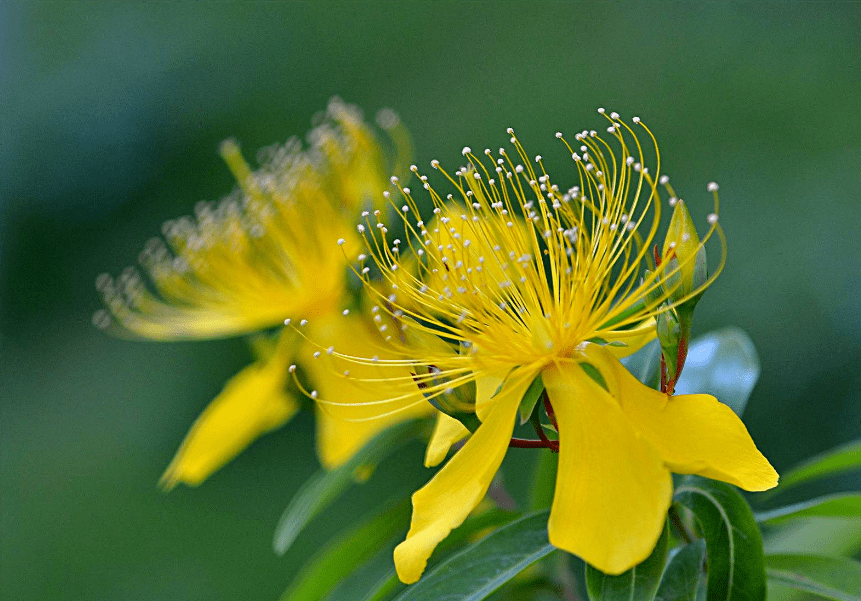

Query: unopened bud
<box><xmin>663</xmin><ymin>200</ymin><xmax>707</xmax><ymax>300</ymax></box>
<box><xmin>656</xmin><ymin>309</ymin><xmax>682</xmax><ymax>381</ymax></box>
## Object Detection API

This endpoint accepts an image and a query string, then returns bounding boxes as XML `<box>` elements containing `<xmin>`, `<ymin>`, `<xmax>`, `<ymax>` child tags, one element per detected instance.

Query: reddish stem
<box><xmin>666</xmin><ymin>334</ymin><xmax>688</xmax><ymax>395</ymax></box>
<box><xmin>509</xmin><ymin>437</ymin><xmax>559</xmax><ymax>451</ymax></box>
<box><xmin>660</xmin><ymin>352</ymin><xmax>668</xmax><ymax>393</ymax></box>
<box><xmin>543</xmin><ymin>393</ymin><xmax>559</xmax><ymax>432</ymax></box>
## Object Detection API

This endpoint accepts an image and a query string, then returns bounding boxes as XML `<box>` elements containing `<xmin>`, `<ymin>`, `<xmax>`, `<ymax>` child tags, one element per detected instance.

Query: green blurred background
<box><xmin>2</xmin><ymin>2</ymin><xmax>860</xmax><ymax>600</ymax></box>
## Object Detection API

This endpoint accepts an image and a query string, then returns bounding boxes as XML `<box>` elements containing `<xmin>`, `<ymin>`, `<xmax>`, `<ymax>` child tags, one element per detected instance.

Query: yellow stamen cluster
<box><xmin>94</xmin><ymin>98</ymin><xmax>410</xmax><ymax>340</ymax></box>
<box><xmin>296</xmin><ymin>111</ymin><xmax>725</xmax><ymax>417</ymax></box>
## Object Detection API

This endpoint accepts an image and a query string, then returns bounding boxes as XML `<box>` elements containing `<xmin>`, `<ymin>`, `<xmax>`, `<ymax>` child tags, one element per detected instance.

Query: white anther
<box><xmin>300</xmin><ymin>319</ymin><xmax>308</xmax><ymax>326</ymax></box>
<box><xmin>342</xmin><ymin>309</ymin><xmax>350</xmax><ymax>315</ymax></box>
<box><xmin>289</xmin><ymin>365</ymin><xmax>296</xmax><ymax>373</ymax></box>
<box><xmin>708</xmin><ymin>182</ymin><xmax>719</xmax><ymax>192</ymax></box>
<box><xmin>337</xmin><ymin>238</ymin><xmax>345</xmax><ymax>246</ymax></box>
<box><xmin>311</xmin><ymin>390</ymin><xmax>318</xmax><ymax>399</ymax></box>
<box><xmin>357</xmin><ymin>224</ymin><xmax>365</xmax><ymax>233</ymax></box>
<box><xmin>632</xmin><ymin>116</ymin><xmax>641</xmax><ymax>123</ymax></box>
<box><xmin>598</xmin><ymin>107</ymin><xmax>606</xmax><ymax>114</ymax></box>
<box><xmin>313</xmin><ymin>351</ymin><xmax>321</xmax><ymax>358</ymax></box>
<box><xmin>284</xmin><ymin>318</ymin><xmax>291</xmax><ymax>325</ymax></box>
<box><xmin>462</xmin><ymin>146</ymin><xmax>471</xmax><ymax>156</ymax></box>
<box><xmin>659</xmin><ymin>175</ymin><xmax>669</xmax><ymax>185</ymax></box>
<box><xmin>707</xmin><ymin>213</ymin><xmax>719</xmax><ymax>224</ymax></box>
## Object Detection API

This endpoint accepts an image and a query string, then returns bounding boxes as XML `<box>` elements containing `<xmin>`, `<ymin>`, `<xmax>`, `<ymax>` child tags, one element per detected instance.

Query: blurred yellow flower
<box><xmin>95</xmin><ymin>98</ymin><xmax>430</xmax><ymax>487</ymax></box>
<box><xmin>302</xmin><ymin>111</ymin><xmax>778</xmax><ymax>582</ymax></box>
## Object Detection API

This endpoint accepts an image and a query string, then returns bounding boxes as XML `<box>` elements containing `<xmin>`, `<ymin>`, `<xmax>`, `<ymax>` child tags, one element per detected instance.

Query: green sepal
<box><xmin>519</xmin><ymin>374</ymin><xmax>545</xmax><ymax>425</ymax></box>
<box><xmin>579</xmin><ymin>362</ymin><xmax>609</xmax><ymax>392</ymax></box>
<box><xmin>656</xmin><ymin>309</ymin><xmax>681</xmax><ymax>381</ymax></box>
<box><xmin>585</xmin><ymin>521</ymin><xmax>670</xmax><ymax>601</ymax></box>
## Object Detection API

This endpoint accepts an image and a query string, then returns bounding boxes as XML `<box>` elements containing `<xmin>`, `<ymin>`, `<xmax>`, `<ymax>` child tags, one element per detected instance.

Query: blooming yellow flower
<box><xmin>94</xmin><ymin>98</ymin><xmax>430</xmax><ymax>487</ymax></box>
<box><xmin>300</xmin><ymin>111</ymin><xmax>778</xmax><ymax>582</ymax></box>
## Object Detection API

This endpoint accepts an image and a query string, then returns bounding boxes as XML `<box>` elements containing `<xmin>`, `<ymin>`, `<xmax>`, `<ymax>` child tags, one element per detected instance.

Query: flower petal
<box><xmin>159</xmin><ymin>356</ymin><xmax>298</xmax><ymax>490</ymax></box>
<box><xmin>304</xmin><ymin>315</ymin><xmax>433</xmax><ymax>469</ymax></box>
<box><xmin>393</xmin><ymin>372</ymin><xmax>532</xmax><ymax>584</ymax></box>
<box><xmin>424</xmin><ymin>412</ymin><xmax>470</xmax><ymax>468</ymax></box>
<box><xmin>583</xmin><ymin>344</ymin><xmax>778</xmax><ymax>491</ymax></box>
<box><xmin>603</xmin><ymin>317</ymin><xmax>657</xmax><ymax>359</ymax></box>
<box><xmin>543</xmin><ymin>360</ymin><xmax>672</xmax><ymax>575</ymax></box>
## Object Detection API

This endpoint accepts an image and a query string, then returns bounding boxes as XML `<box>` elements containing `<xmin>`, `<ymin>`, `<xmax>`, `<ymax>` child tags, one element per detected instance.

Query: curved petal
<box><xmin>424</xmin><ymin>412</ymin><xmax>470</xmax><ymax>468</ymax></box>
<box><xmin>474</xmin><ymin>370</ymin><xmax>509</xmax><ymax>422</ymax></box>
<box><xmin>159</xmin><ymin>357</ymin><xmax>298</xmax><ymax>490</ymax></box>
<box><xmin>583</xmin><ymin>344</ymin><xmax>778</xmax><ymax>491</ymax></box>
<box><xmin>543</xmin><ymin>360</ymin><xmax>672</xmax><ymax>575</ymax></box>
<box><xmin>604</xmin><ymin>317</ymin><xmax>657</xmax><ymax>359</ymax></box>
<box><xmin>393</xmin><ymin>372</ymin><xmax>532</xmax><ymax>584</ymax></box>
<box><xmin>303</xmin><ymin>315</ymin><xmax>433</xmax><ymax>469</ymax></box>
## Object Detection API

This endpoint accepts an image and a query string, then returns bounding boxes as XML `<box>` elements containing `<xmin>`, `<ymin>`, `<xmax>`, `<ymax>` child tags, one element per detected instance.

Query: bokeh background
<box><xmin>2</xmin><ymin>3</ymin><xmax>860</xmax><ymax>600</ymax></box>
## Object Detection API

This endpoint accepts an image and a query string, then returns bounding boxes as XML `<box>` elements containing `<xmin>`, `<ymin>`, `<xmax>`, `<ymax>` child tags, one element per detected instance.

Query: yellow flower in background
<box><xmin>300</xmin><ymin>110</ymin><xmax>778</xmax><ymax>582</ymax></box>
<box><xmin>95</xmin><ymin>98</ymin><xmax>430</xmax><ymax>487</ymax></box>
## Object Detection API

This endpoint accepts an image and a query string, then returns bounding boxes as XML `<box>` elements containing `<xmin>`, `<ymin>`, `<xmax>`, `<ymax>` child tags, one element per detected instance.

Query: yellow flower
<box><xmin>95</xmin><ymin>98</ymin><xmax>430</xmax><ymax>486</ymax></box>
<box><xmin>302</xmin><ymin>111</ymin><xmax>778</xmax><ymax>582</ymax></box>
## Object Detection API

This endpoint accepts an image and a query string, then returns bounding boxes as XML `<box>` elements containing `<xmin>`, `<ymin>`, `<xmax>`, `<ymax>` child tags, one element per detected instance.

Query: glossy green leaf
<box><xmin>280</xmin><ymin>500</ymin><xmax>410</xmax><ymax>601</ymax></box>
<box><xmin>519</xmin><ymin>374</ymin><xmax>545</xmax><ymax>425</ymax></box>
<box><xmin>273</xmin><ymin>419</ymin><xmax>425</xmax><ymax>555</ymax></box>
<box><xmin>765</xmin><ymin>554</ymin><xmax>861</xmax><ymax>601</ymax></box>
<box><xmin>528</xmin><ymin>449</ymin><xmax>558</xmax><ymax>511</ymax></box>
<box><xmin>755</xmin><ymin>493</ymin><xmax>861</xmax><ymax>524</ymax></box>
<box><xmin>586</xmin><ymin>521</ymin><xmax>670</xmax><ymax>601</ymax></box>
<box><xmin>674</xmin><ymin>476</ymin><xmax>767</xmax><ymax>601</ymax></box>
<box><xmin>655</xmin><ymin>540</ymin><xmax>707</xmax><ymax>601</ymax></box>
<box><xmin>621</xmin><ymin>340</ymin><xmax>661</xmax><ymax>387</ymax></box>
<box><xmin>673</xmin><ymin>327</ymin><xmax>760</xmax><ymax>417</ymax></box>
<box><xmin>392</xmin><ymin>510</ymin><xmax>555</xmax><ymax>601</ymax></box>
<box><xmin>769</xmin><ymin>439</ymin><xmax>861</xmax><ymax>497</ymax></box>
<box><xmin>360</xmin><ymin>508</ymin><xmax>519</xmax><ymax>601</ymax></box>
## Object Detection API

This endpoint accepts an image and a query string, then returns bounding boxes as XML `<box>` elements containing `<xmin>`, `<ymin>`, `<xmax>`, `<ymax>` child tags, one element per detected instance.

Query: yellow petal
<box><xmin>583</xmin><ymin>344</ymin><xmax>778</xmax><ymax>491</ymax></box>
<box><xmin>603</xmin><ymin>317</ymin><xmax>657</xmax><ymax>359</ymax></box>
<box><xmin>474</xmin><ymin>370</ymin><xmax>509</xmax><ymax>422</ymax></box>
<box><xmin>303</xmin><ymin>315</ymin><xmax>433</xmax><ymax>470</ymax></box>
<box><xmin>393</xmin><ymin>373</ymin><xmax>532</xmax><ymax>584</ymax></box>
<box><xmin>543</xmin><ymin>360</ymin><xmax>672</xmax><ymax>575</ymax></box>
<box><xmin>159</xmin><ymin>356</ymin><xmax>298</xmax><ymax>490</ymax></box>
<box><xmin>424</xmin><ymin>412</ymin><xmax>470</xmax><ymax>468</ymax></box>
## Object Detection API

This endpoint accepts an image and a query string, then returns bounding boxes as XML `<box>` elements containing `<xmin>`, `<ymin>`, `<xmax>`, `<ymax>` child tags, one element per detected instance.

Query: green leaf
<box><xmin>273</xmin><ymin>419</ymin><xmax>425</xmax><ymax>555</ymax></box>
<box><xmin>391</xmin><ymin>510</ymin><xmax>555</xmax><ymax>601</ymax></box>
<box><xmin>528</xmin><ymin>449</ymin><xmax>558</xmax><ymax>511</ymax></box>
<box><xmin>673</xmin><ymin>327</ymin><xmax>760</xmax><ymax>417</ymax></box>
<box><xmin>519</xmin><ymin>374</ymin><xmax>545</xmax><ymax>425</ymax></box>
<box><xmin>674</xmin><ymin>476</ymin><xmax>767</xmax><ymax>601</ymax></box>
<box><xmin>280</xmin><ymin>500</ymin><xmax>410</xmax><ymax>601</ymax></box>
<box><xmin>755</xmin><ymin>493</ymin><xmax>861</xmax><ymax>524</ymax></box>
<box><xmin>585</xmin><ymin>521</ymin><xmax>670</xmax><ymax>601</ymax></box>
<box><xmin>655</xmin><ymin>540</ymin><xmax>707</xmax><ymax>601</ymax></box>
<box><xmin>621</xmin><ymin>340</ymin><xmax>661</xmax><ymax>387</ymax></box>
<box><xmin>769</xmin><ymin>439</ymin><xmax>861</xmax><ymax>497</ymax></box>
<box><xmin>360</xmin><ymin>508</ymin><xmax>519</xmax><ymax>601</ymax></box>
<box><xmin>765</xmin><ymin>554</ymin><xmax>861</xmax><ymax>601</ymax></box>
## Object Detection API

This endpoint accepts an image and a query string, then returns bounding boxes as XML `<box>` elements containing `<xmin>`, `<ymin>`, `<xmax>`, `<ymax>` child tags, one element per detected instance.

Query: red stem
<box><xmin>509</xmin><ymin>437</ymin><xmax>559</xmax><ymax>451</ymax></box>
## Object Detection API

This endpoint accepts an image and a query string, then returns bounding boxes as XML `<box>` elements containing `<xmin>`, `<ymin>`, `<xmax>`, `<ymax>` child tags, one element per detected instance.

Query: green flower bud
<box><xmin>656</xmin><ymin>309</ymin><xmax>681</xmax><ymax>382</ymax></box>
<box><xmin>663</xmin><ymin>200</ymin><xmax>707</xmax><ymax>300</ymax></box>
